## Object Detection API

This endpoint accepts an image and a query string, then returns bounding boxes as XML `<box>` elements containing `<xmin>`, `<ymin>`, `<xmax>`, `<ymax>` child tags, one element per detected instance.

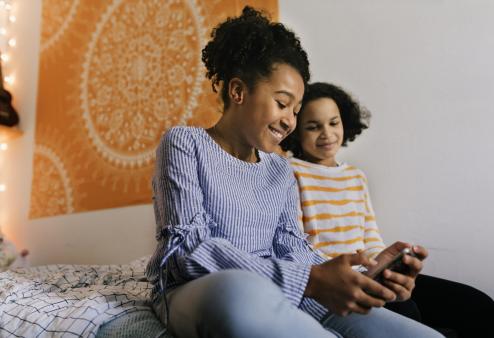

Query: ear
<box><xmin>227</xmin><ymin>78</ymin><xmax>247</xmax><ymax>105</ymax></box>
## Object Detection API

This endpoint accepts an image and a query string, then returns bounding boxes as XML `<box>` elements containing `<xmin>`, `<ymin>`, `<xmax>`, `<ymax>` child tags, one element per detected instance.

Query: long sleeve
<box><xmin>272</xmin><ymin>175</ymin><xmax>328</xmax><ymax>317</ymax></box>
<box><xmin>273</xmin><ymin>176</ymin><xmax>326</xmax><ymax>266</ymax></box>
<box><xmin>149</xmin><ymin>127</ymin><xmax>317</xmax><ymax>308</ymax></box>
<box><xmin>361</xmin><ymin>173</ymin><xmax>385</xmax><ymax>258</ymax></box>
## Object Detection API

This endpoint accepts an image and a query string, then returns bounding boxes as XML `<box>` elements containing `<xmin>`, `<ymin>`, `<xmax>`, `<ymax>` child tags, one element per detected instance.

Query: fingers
<box><xmin>382</xmin><ymin>268</ymin><xmax>415</xmax><ymax>289</ymax></box>
<box><xmin>360</xmin><ymin>275</ymin><xmax>396</xmax><ymax>302</ymax></box>
<box><xmin>382</xmin><ymin>269</ymin><xmax>415</xmax><ymax>301</ymax></box>
<box><xmin>385</xmin><ymin>241</ymin><xmax>410</xmax><ymax>255</ymax></box>
<box><xmin>334</xmin><ymin>289</ymin><xmax>384</xmax><ymax>316</ymax></box>
<box><xmin>345</xmin><ymin>252</ymin><xmax>377</xmax><ymax>268</ymax></box>
<box><xmin>412</xmin><ymin>245</ymin><xmax>428</xmax><ymax>260</ymax></box>
<box><xmin>349</xmin><ymin>302</ymin><xmax>372</xmax><ymax>315</ymax></box>
<box><xmin>356</xmin><ymin>289</ymin><xmax>387</xmax><ymax>309</ymax></box>
<box><xmin>402</xmin><ymin>253</ymin><xmax>423</xmax><ymax>277</ymax></box>
<box><xmin>382</xmin><ymin>280</ymin><xmax>411</xmax><ymax>301</ymax></box>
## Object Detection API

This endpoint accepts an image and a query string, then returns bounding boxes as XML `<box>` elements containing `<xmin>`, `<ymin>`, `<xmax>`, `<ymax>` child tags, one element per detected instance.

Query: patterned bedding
<box><xmin>0</xmin><ymin>256</ymin><xmax>165</xmax><ymax>337</ymax></box>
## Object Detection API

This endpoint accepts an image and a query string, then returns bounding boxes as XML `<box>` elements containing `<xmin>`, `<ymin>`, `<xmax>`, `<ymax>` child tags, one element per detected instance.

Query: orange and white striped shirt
<box><xmin>290</xmin><ymin>157</ymin><xmax>385</xmax><ymax>259</ymax></box>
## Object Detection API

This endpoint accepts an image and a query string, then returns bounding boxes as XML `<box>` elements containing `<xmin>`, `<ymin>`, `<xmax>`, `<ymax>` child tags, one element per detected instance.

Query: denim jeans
<box><xmin>154</xmin><ymin>270</ymin><xmax>444</xmax><ymax>338</ymax></box>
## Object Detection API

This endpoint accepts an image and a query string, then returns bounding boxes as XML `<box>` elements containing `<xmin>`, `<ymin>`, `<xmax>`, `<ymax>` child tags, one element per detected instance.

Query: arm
<box><xmin>357</xmin><ymin>171</ymin><xmax>426</xmax><ymax>301</ymax></box>
<box><xmin>275</xmin><ymin>173</ymin><xmax>396</xmax><ymax>315</ymax></box>
<box><xmin>155</xmin><ymin>128</ymin><xmax>313</xmax><ymax>306</ymax></box>
<box><xmin>361</xmin><ymin>172</ymin><xmax>385</xmax><ymax>258</ymax></box>
<box><xmin>273</xmin><ymin>175</ymin><xmax>326</xmax><ymax>265</ymax></box>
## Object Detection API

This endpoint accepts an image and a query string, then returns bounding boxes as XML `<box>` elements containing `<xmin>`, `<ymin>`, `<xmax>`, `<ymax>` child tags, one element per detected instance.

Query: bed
<box><xmin>0</xmin><ymin>256</ymin><xmax>174</xmax><ymax>337</ymax></box>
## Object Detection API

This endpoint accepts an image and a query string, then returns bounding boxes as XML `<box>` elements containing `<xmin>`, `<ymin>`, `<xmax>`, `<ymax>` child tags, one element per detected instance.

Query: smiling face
<box><xmin>236</xmin><ymin>63</ymin><xmax>305</xmax><ymax>153</ymax></box>
<box><xmin>298</xmin><ymin>97</ymin><xmax>344</xmax><ymax>167</ymax></box>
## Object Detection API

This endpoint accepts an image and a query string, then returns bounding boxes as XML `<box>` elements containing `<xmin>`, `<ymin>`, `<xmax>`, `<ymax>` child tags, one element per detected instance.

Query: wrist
<box><xmin>304</xmin><ymin>264</ymin><xmax>322</xmax><ymax>298</ymax></box>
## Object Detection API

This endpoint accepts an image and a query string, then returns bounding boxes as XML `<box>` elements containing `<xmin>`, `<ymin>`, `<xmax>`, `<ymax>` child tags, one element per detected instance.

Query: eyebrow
<box><xmin>274</xmin><ymin>90</ymin><xmax>303</xmax><ymax>106</ymax></box>
<box><xmin>305</xmin><ymin>116</ymin><xmax>340</xmax><ymax>124</ymax></box>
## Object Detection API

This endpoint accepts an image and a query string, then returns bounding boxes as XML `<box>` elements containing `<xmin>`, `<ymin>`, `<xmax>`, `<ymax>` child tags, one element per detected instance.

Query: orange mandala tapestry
<box><xmin>30</xmin><ymin>0</ymin><xmax>278</xmax><ymax>218</ymax></box>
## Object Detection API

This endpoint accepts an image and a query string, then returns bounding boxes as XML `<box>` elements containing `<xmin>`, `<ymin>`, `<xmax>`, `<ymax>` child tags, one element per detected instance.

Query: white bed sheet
<box><xmin>0</xmin><ymin>256</ymin><xmax>154</xmax><ymax>337</ymax></box>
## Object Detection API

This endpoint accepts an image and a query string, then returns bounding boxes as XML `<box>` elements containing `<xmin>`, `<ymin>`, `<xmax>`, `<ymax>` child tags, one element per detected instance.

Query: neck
<box><xmin>208</xmin><ymin>118</ymin><xmax>258</xmax><ymax>163</ymax></box>
<box><xmin>302</xmin><ymin>154</ymin><xmax>337</xmax><ymax>167</ymax></box>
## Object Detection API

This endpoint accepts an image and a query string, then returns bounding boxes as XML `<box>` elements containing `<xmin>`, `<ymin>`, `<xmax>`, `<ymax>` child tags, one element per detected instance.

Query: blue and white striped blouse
<box><xmin>146</xmin><ymin>126</ymin><xmax>327</xmax><ymax>320</ymax></box>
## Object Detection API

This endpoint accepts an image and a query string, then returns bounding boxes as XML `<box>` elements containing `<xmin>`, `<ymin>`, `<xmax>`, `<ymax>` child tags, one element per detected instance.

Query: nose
<box><xmin>280</xmin><ymin>112</ymin><xmax>297</xmax><ymax>134</ymax></box>
<box><xmin>320</xmin><ymin>125</ymin><xmax>331</xmax><ymax>139</ymax></box>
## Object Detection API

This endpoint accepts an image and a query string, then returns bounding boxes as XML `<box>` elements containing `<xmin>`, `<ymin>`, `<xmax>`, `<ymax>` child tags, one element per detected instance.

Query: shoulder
<box><xmin>264</xmin><ymin>152</ymin><xmax>291</xmax><ymax>171</ymax></box>
<box><xmin>343</xmin><ymin>164</ymin><xmax>369</xmax><ymax>183</ymax></box>
<box><xmin>288</xmin><ymin>157</ymin><xmax>323</xmax><ymax>177</ymax></box>
<box><xmin>261</xmin><ymin>152</ymin><xmax>296</xmax><ymax>183</ymax></box>
<box><xmin>154</xmin><ymin>127</ymin><xmax>209</xmax><ymax>165</ymax></box>
<box><xmin>288</xmin><ymin>157</ymin><xmax>313</xmax><ymax>169</ymax></box>
<box><xmin>158</xmin><ymin>126</ymin><xmax>207</xmax><ymax>153</ymax></box>
<box><xmin>161</xmin><ymin>126</ymin><xmax>203</xmax><ymax>143</ymax></box>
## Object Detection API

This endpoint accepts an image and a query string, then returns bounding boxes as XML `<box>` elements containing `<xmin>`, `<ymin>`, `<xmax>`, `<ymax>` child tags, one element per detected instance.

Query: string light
<box><xmin>1</xmin><ymin>0</ymin><xmax>15</xmax><ymax>87</ymax></box>
<box><xmin>0</xmin><ymin>0</ymin><xmax>16</xmax><ymax>241</ymax></box>
<box><xmin>4</xmin><ymin>74</ymin><xmax>13</xmax><ymax>85</ymax></box>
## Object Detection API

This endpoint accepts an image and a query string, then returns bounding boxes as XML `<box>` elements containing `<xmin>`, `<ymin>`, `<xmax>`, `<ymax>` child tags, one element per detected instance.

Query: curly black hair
<box><xmin>281</xmin><ymin>82</ymin><xmax>371</xmax><ymax>158</ymax></box>
<box><xmin>201</xmin><ymin>6</ymin><xmax>310</xmax><ymax>108</ymax></box>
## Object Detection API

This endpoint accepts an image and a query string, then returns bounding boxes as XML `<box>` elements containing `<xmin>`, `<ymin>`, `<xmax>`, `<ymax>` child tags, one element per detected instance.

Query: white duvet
<box><xmin>0</xmin><ymin>257</ymin><xmax>153</xmax><ymax>337</ymax></box>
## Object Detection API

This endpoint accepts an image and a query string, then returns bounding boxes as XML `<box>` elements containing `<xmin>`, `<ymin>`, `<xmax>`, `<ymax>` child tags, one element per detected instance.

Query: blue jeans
<box><xmin>154</xmin><ymin>270</ymin><xmax>444</xmax><ymax>338</ymax></box>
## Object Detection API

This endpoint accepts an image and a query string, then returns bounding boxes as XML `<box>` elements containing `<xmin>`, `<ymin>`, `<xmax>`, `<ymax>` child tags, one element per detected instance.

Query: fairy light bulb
<box><xmin>4</xmin><ymin>75</ymin><xmax>14</xmax><ymax>85</ymax></box>
<box><xmin>0</xmin><ymin>143</ymin><xmax>7</xmax><ymax>151</ymax></box>
<box><xmin>8</xmin><ymin>38</ymin><xmax>15</xmax><ymax>47</ymax></box>
<box><xmin>0</xmin><ymin>184</ymin><xmax>6</xmax><ymax>192</ymax></box>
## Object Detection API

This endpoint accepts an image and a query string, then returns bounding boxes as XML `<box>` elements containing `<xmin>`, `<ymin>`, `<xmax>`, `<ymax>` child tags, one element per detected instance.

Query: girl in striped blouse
<box><xmin>146</xmin><ymin>7</ymin><xmax>443</xmax><ymax>338</ymax></box>
<box><xmin>281</xmin><ymin>82</ymin><xmax>493</xmax><ymax>337</ymax></box>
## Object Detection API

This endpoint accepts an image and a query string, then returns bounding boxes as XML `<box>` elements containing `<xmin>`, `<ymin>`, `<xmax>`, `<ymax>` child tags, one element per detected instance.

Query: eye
<box><xmin>276</xmin><ymin>101</ymin><xmax>287</xmax><ymax>109</ymax></box>
<box><xmin>330</xmin><ymin>120</ymin><xmax>341</xmax><ymax>126</ymax></box>
<box><xmin>305</xmin><ymin>124</ymin><xmax>318</xmax><ymax>131</ymax></box>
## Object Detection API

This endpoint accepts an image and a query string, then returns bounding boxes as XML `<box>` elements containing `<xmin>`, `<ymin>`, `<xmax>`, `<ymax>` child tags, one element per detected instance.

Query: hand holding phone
<box><xmin>363</xmin><ymin>247</ymin><xmax>417</xmax><ymax>284</ymax></box>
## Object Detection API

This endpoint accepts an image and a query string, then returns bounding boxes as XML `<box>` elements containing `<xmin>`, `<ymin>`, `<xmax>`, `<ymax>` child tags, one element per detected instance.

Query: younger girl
<box><xmin>281</xmin><ymin>82</ymin><xmax>494</xmax><ymax>337</ymax></box>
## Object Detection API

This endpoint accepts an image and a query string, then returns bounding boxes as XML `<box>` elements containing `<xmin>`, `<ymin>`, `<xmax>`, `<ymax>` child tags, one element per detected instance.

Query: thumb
<box><xmin>346</xmin><ymin>252</ymin><xmax>372</xmax><ymax>266</ymax></box>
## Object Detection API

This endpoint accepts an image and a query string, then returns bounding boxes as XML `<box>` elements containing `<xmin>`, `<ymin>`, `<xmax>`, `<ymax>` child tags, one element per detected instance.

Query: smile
<box><xmin>317</xmin><ymin>142</ymin><xmax>338</xmax><ymax>149</ymax></box>
<box><xmin>269</xmin><ymin>127</ymin><xmax>284</xmax><ymax>141</ymax></box>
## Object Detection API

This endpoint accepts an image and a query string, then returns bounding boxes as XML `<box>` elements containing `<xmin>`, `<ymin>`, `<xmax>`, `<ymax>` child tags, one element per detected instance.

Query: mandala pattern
<box><xmin>30</xmin><ymin>145</ymin><xmax>74</xmax><ymax>218</ymax></box>
<box><xmin>31</xmin><ymin>0</ymin><xmax>278</xmax><ymax>218</ymax></box>
<box><xmin>40</xmin><ymin>0</ymin><xmax>79</xmax><ymax>53</ymax></box>
<box><xmin>80</xmin><ymin>0</ymin><xmax>205</xmax><ymax>168</ymax></box>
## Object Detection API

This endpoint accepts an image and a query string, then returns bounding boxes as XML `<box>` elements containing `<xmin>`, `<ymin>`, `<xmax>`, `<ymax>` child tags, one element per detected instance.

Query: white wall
<box><xmin>281</xmin><ymin>0</ymin><xmax>494</xmax><ymax>298</ymax></box>
<box><xmin>4</xmin><ymin>1</ymin><xmax>493</xmax><ymax>297</ymax></box>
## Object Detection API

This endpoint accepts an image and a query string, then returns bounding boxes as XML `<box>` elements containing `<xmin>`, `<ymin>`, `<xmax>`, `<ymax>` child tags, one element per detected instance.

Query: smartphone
<box><xmin>364</xmin><ymin>247</ymin><xmax>416</xmax><ymax>283</ymax></box>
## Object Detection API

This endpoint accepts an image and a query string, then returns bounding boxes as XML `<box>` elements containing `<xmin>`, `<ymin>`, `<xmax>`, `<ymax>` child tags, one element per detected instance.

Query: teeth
<box><xmin>270</xmin><ymin>128</ymin><xmax>283</xmax><ymax>140</ymax></box>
